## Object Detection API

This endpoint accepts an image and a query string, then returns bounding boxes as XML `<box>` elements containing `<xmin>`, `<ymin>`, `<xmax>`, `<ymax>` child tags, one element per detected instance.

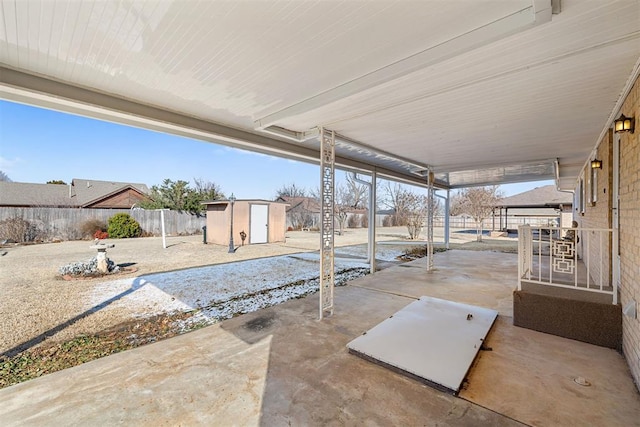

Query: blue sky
<box><xmin>0</xmin><ymin>100</ymin><xmax>551</xmax><ymax>199</ymax></box>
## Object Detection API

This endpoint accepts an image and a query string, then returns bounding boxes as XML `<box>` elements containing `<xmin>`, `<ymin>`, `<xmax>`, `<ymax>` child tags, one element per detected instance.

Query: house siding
<box><xmin>579</xmin><ymin>76</ymin><xmax>640</xmax><ymax>389</ymax></box>
<box><xmin>87</xmin><ymin>188</ymin><xmax>148</xmax><ymax>209</ymax></box>
<box><xmin>578</xmin><ymin>130</ymin><xmax>612</xmax><ymax>288</ymax></box>
<box><xmin>618</xmin><ymin>76</ymin><xmax>640</xmax><ymax>389</ymax></box>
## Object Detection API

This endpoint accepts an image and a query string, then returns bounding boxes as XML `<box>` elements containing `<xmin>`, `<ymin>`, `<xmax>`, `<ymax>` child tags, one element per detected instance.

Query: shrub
<box><xmin>140</xmin><ymin>229</ymin><xmax>154</xmax><ymax>237</ymax></box>
<box><xmin>107</xmin><ymin>213</ymin><xmax>141</xmax><ymax>238</ymax></box>
<box><xmin>0</xmin><ymin>217</ymin><xmax>36</xmax><ymax>242</ymax></box>
<box><xmin>93</xmin><ymin>230</ymin><xmax>109</xmax><ymax>240</ymax></box>
<box><xmin>347</xmin><ymin>214</ymin><xmax>360</xmax><ymax>228</ymax></box>
<box><xmin>80</xmin><ymin>219</ymin><xmax>107</xmax><ymax>239</ymax></box>
<box><xmin>361</xmin><ymin>214</ymin><xmax>368</xmax><ymax>228</ymax></box>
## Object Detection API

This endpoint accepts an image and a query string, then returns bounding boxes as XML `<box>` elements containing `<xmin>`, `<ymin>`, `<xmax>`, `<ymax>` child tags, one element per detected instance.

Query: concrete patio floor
<box><xmin>1</xmin><ymin>250</ymin><xmax>638</xmax><ymax>426</ymax></box>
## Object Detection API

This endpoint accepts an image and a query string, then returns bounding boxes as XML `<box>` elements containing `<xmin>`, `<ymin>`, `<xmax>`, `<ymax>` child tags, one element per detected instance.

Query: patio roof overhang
<box><xmin>1</xmin><ymin>0</ymin><xmax>639</xmax><ymax>190</ymax></box>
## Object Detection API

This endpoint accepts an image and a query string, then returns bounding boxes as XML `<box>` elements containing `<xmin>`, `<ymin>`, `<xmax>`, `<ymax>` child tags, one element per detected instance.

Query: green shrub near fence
<box><xmin>107</xmin><ymin>213</ymin><xmax>142</xmax><ymax>238</ymax></box>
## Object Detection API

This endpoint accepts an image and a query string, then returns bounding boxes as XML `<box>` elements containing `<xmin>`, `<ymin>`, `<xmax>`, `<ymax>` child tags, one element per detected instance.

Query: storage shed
<box><xmin>203</xmin><ymin>199</ymin><xmax>288</xmax><ymax>246</ymax></box>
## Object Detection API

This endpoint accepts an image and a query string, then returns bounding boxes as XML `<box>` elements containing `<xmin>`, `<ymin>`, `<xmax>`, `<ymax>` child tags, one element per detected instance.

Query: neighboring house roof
<box><xmin>276</xmin><ymin>196</ymin><xmax>321</xmax><ymax>213</ymax></box>
<box><xmin>0</xmin><ymin>179</ymin><xmax>149</xmax><ymax>208</ymax></box>
<box><xmin>0</xmin><ymin>182</ymin><xmax>71</xmax><ymax>207</ymax></box>
<box><xmin>70</xmin><ymin>179</ymin><xmax>149</xmax><ymax>207</ymax></box>
<box><xmin>496</xmin><ymin>185</ymin><xmax>573</xmax><ymax>209</ymax></box>
<box><xmin>375</xmin><ymin>209</ymin><xmax>396</xmax><ymax>216</ymax></box>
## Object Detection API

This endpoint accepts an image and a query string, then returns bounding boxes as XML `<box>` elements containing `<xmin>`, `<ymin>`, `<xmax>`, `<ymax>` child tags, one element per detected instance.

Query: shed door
<box><xmin>250</xmin><ymin>204</ymin><xmax>268</xmax><ymax>244</ymax></box>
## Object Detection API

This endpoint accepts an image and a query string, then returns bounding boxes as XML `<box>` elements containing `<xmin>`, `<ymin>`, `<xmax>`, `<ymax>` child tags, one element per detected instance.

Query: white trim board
<box><xmin>347</xmin><ymin>296</ymin><xmax>498</xmax><ymax>394</ymax></box>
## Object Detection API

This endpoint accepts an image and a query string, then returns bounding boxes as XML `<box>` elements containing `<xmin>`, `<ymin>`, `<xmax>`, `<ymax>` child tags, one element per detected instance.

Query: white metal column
<box><xmin>370</xmin><ymin>171</ymin><xmax>377</xmax><ymax>274</ymax></box>
<box><xmin>444</xmin><ymin>190</ymin><xmax>450</xmax><ymax>249</ymax></box>
<box><xmin>426</xmin><ymin>171</ymin><xmax>435</xmax><ymax>272</ymax></box>
<box><xmin>319</xmin><ymin>128</ymin><xmax>336</xmax><ymax>319</ymax></box>
<box><xmin>436</xmin><ymin>190</ymin><xmax>451</xmax><ymax>250</ymax></box>
<box><xmin>352</xmin><ymin>171</ymin><xmax>377</xmax><ymax>274</ymax></box>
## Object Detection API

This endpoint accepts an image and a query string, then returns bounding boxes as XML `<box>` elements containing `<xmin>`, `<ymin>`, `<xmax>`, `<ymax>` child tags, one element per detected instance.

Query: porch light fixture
<box><xmin>590</xmin><ymin>159</ymin><xmax>602</xmax><ymax>169</ymax></box>
<box><xmin>614</xmin><ymin>114</ymin><xmax>634</xmax><ymax>133</ymax></box>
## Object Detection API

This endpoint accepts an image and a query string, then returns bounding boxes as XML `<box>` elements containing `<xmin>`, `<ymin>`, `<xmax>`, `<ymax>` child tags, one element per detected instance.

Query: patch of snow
<box><xmin>89</xmin><ymin>253</ymin><xmax>372</xmax><ymax>322</ymax></box>
<box><xmin>335</xmin><ymin>243</ymin><xmax>418</xmax><ymax>262</ymax></box>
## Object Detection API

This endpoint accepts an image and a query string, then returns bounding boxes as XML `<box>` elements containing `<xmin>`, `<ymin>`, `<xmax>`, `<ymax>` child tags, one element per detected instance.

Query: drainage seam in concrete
<box><xmin>347</xmin><ymin>283</ymin><xmax>419</xmax><ymax>300</ymax></box>
<box><xmin>458</xmin><ymin>396</ymin><xmax>532</xmax><ymax>427</ymax></box>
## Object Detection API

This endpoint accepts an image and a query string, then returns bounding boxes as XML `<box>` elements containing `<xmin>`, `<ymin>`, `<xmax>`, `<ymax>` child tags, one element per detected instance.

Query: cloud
<box><xmin>0</xmin><ymin>155</ymin><xmax>22</xmax><ymax>172</ymax></box>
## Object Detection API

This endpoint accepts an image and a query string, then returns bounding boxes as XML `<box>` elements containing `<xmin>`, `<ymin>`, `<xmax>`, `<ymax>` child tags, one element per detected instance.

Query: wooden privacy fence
<box><xmin>0</xmin><ymin>207</ymin><xmax>206</xmax><ymax>241</ymax></box>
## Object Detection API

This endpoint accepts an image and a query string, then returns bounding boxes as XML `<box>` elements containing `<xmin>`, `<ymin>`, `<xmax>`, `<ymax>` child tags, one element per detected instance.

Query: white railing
<box><xmin>518</xmin><ymin>225</ymin><xmax>616</xmax><ymax>304</ymax></box>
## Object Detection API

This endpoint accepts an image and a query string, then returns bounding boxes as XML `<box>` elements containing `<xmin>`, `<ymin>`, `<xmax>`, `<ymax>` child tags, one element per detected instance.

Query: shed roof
<box><xmin>202</xmin><ymin>199</ymin><xmax>289</xmax><ymax>205</ymax></box>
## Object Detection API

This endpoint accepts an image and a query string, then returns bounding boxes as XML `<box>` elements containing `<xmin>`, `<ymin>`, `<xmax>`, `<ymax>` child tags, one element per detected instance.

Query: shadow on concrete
<box><xmin>218</xmin><ymin>253</ymin><xmax>522</xmax><ymax>425</ymax></box>
<box><xmin>1</xmin><ymin>277</ymin><xmax>146</xmax><ymax>359</ymax></box>
<box><xmin>218</xmin><ymin>250</ymin><xmax>640</xmax><ymax>426</ymax></box>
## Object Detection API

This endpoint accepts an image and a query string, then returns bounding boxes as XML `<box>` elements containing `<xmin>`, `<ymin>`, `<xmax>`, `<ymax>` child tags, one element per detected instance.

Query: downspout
<box><xmin>351</xmin><ymin>172</ymin><xmax>376</xmax><ymax>274</ymax></box>
<box><xmin>435</xmin><ymin>191</ymin><xmax>450</xmax><ymax>249</ymax></box>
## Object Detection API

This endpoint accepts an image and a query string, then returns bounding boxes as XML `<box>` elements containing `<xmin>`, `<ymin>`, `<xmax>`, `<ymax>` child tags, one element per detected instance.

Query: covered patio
<box><xmin>1</xmin><ymin>250</ymin><xmax>638</xmax><ymax>426</ymax></box>
<box><xmin>1</xmin><ymin>0</ymin><xmax>639</xmax><ymax>422</ymax></box>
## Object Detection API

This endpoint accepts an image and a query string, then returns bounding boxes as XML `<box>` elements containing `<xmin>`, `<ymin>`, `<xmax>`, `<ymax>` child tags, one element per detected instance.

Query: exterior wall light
<box><xmin>591</xmin><ymin>159</ymin><xmax>602</xmax><ymax>169</ymax></box>
<box><xmin>614</xmin><ymin>114</ymin><xmax>634</xmax><ymax>133</ymax></box>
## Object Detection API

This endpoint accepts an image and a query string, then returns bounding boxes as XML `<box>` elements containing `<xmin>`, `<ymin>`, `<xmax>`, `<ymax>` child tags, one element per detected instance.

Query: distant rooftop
<box><xmin>0</xmin><ymin>178</ymin><xmax>149</xmax><ymax>208</ymax></box>
<box><xmin>497</xmin><ymin>185</ymin><xmax>573</xmax><ymax>208</ymax></box>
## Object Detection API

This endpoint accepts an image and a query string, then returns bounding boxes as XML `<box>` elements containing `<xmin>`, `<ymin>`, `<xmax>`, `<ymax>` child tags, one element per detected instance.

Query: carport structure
<box><xmin>1</xmin><ymin>0</ymin><xmax>640</xmax><ymax>389</ymax></box>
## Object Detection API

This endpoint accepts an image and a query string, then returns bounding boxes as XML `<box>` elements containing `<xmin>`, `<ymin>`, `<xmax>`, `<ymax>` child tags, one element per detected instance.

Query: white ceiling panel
<box><xmin>1</xmin><ymin>0</ymin><xmax>638</xmax><ymax>189</ymax></box>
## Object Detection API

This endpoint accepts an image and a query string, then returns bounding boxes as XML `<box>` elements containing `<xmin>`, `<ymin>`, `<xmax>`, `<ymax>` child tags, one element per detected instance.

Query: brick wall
<box><xmin>579</xmin><ymin>130</ymin><xmax>612</xmax><ymax>289</ymax></box>
<box><xmin>617</xmin><ymin>76</ymin><xmax>640</xmax><ymax>389</ymax></box>
<box><xmin>577</xmin><ymin>75</ymin><xmax>639</xmax><ymax>390</ymax></box>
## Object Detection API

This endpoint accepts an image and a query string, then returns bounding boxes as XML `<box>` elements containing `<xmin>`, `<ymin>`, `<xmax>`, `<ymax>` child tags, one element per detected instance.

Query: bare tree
<box><xmin>343</xmin><ymin>173</ymin><xmax>368</xmax><ymax>209</ymax></box>
<box><xmin>278</xmin><ymin>184</ymin><xmax>317</xmax><ymax>230</ymax></box>
<box><xmin>193</xmin><ymin>178</ymin><xmax>225</xmax><ymax>201</ymax></box>
<box><xmin>402</xmin><ymin>192</ymin><xmax>429</xmax><ymax>239</ymax></box>
<box><xmin>284</xmin><ymin>197</ymin><xmax>319</xmax><ymax>231</ymax></box>
<box><xmin>449</xmin><ymin>191</ymin><xmax>467</xmax><ymax>216</ymax></box>
<box><xmin>0</xmin><ymin>170</ymin><xmax>11</xmax><ymax>182</ymax></box>
<box><xmin>274</xmin><ymin>182</ymin><xmax>307</xmax><ymax>199</ymax></box>
<box><xmin>380</xmin><ymin>181</ymin><xmax>412</xmax><ymax>226</ymax></box>
<box><xmin>399</xmin><ymin>190</ymin><xmax>442</xmax><ymax>239</ymax></box>
<box><xmin>455</xmin><ymin>186</ymin><xmax>503</xmax><ymax>242</ymax></box>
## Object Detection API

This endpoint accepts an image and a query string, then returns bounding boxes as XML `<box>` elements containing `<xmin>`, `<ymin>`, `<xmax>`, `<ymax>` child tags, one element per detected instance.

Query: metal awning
<box><xmin>1</xmin><ymin>0</ymin><xmax>639</xmax><ymax>189</ymax></box>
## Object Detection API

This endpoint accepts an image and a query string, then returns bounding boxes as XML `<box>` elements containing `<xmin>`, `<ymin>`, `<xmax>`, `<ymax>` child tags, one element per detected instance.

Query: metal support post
<box><xmin>426</xmin><ymin>171</ymin><xmax>435</xmax><ymax>272</ymax></box>
<box><xmin>444</xmin><ymin>189</ymin><xmax>450</xmax><ymax>249</ymax></box>
<box><xmin>228</xmin><ymin>193</ymin><xmax>236</xmax><ymax>253</ymax></box>
<box><xmin>159</xmin><ymin>209</ymin><xmax>167</xmax><ymax>249</ymax></box>
<box><xmin>351</xmin><ymin>171</ymin><xmax>377</xmax><ymax>274</ymax></box>
<box><xmin>370</xmin><ymin>171</ymin><xmax>377</xmax><ymax>274</ymax></box>
<box><xmin>319</xmin><ymin>128</ymin><xmax>335</xmax><ymax>319</ymax></box>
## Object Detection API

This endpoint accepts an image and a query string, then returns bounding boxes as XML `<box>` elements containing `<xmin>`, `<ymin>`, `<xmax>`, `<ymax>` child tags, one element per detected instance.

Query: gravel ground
<box><xmin>0</xmin><ymin>226</ymin><xmax>513</xmax><ymax>356</ymax></box>
<box><xmin>0</xmin><ymin>227</ymin><xmax>418</xmax><ymax>355</ymax></box>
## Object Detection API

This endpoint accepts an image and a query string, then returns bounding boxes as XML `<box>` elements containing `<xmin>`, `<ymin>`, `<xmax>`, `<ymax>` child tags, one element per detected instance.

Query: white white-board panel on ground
<box><xmin>347</xmin><ymin>296</ymin><xmax>498</xmax><ymax>393</ymax></box>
